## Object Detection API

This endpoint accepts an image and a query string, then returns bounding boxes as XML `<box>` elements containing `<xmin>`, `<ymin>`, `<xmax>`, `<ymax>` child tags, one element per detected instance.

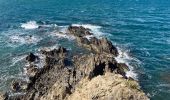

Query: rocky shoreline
<box><xmin>0</xmin><ymin>26</ymin><xmax>149</xmax><ymax>100</ymax></box>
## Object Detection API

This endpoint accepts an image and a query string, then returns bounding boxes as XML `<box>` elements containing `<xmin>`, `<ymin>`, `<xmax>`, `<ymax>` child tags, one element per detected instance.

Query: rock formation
<box><xmin>4</xmin><ymin>26</ymin><xmax>149</xmax><ymax>100</ymax></box>
<box><xmin>67</xmin><ymin>26</ymin><xmax>118</xmax><ymax>55</ymax></box>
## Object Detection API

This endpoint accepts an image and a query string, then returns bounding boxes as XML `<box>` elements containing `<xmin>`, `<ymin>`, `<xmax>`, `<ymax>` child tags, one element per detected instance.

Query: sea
<box><xmin>0</xmin><ymin>0</ymin><xmax>170</xmax><ymax>100</ymax></box>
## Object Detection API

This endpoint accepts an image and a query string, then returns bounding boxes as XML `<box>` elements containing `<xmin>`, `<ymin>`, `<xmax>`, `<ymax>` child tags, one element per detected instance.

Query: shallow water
<box><xmin>0</xmin><ymin>0</ymin><xmax>170</xmax><ymax>99</ymax></box>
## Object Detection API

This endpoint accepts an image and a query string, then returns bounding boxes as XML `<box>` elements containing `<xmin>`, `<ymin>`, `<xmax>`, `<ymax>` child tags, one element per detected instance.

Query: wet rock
<box><xmin>26</xmin><ymin>53</ymin><xmax>37</xmax><ymax>62</ymax></box>
<box><xmin>116</xmin><ymin>63</ymin><xmax>130</xmax><ymax>77</ymax></box>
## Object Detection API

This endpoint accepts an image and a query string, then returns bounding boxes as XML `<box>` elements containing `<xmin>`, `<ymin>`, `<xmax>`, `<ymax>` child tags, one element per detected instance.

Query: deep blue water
<box><xmin>0</xmin><ymin>0</ymin><xmax>170</xmax><ymax>99</ymax></box>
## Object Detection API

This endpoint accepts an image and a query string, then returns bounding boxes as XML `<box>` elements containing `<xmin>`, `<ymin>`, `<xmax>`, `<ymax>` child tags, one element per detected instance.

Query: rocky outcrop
<box><xmin>67</xmin><ymin>26</ymin><xmax>118</xmax><ymax>55</ymax></box>
<box><xmin>6</xmin><ymin>26</ymin><xmax>149</xmax><ymax>100</ymax></box>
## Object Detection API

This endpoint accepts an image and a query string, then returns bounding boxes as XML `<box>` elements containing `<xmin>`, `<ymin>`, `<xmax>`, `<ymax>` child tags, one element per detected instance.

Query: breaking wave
<box><xmin>21</xmin><ymin>21</ymin><xmax>58</xmax><ymax>30</ymax></box>
<box><xmin>115</xmin><ymin>47</ymin><xmax>139</xmax><ymax>79</ymax></box>
<box><xmin>21</xmin><ymin>21</ymin><xmax>39</xmax><ymax>30</ymax></box>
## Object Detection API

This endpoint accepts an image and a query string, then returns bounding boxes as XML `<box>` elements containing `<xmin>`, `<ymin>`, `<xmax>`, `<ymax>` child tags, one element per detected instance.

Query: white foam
<box><xmin>34</xmin><ymin>53</ymin><xmax>46</xmax><ymax>69</ymax></box>
<box><xmin>55</xmin><ymin>33</ymin><xmax>73</xmax><ymax>39</ymax></box>
<box><xmin>9</xmin><ymin>35</ymin><xmax>26</xmax><ymax>44</ymax></box>
<box><xmin>39</xmin><ymin>44</ymin><xmax>59</xmax><ymax>52</ymax></box>
<box><xmin>8</xmin><ymin>35</ymin><xmax>41</xmax><ymax>46</ymax></box>
<box><xmin>72</xmin><ymin>24</ymin><xmax>104</xmax><ymax>37</ymax></box>
<box><xmin>25</xmin><ymin>35</ymin><xmax>41</xmax><ymax>44</ymax></box>
<box><xmin>9</xmin><ymin>92</ymin><xmax>26</xmax><ymax>97</ymax></box>
<box><xmin>21</xmin><ymin>21</ymin><xmax>59</xmax><ymax>30</ymax></box>
<box><xmin>59</xmin><ymin>25</ymin><xmax>69</xmax><ymax>33</ymax></box>
<box><xmin>51</xmin><ymin>31</ymin><xmax>75</xmax><ymax>40</ymax></box>
<box><xmin>115</xmin><ymin>47</ymin><xmax>138</xmax><ymax>79</ymax></box>
<box><xmin>21</xmin><ymin>21</ymin><xmax>39</xmax><ymax>30</ymax></box>
<box><xmin>85</xmin><ymin>35</ymin><xmax>94</xmax><ymax>40</ymax></box>
<box><xmin>10</xmin><ymin>55</ymin><xmax>27</xmax><ymax>67</ymax></box>
<box><xmin>42</xmin><ymin>24</ymin><xmax>58</xmax><ymax>28</ymax></box>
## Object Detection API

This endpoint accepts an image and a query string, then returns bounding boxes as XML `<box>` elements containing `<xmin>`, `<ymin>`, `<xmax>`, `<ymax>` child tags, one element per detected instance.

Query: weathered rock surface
<box><xmin>5</xmin><ymin>26</ymin><xmax>149</xmax><ymax>100</ymax></box>
<box><xmin>68</xmin><ymin>73</ymin><xmax>148</xmax><ymax>100</ymax></box>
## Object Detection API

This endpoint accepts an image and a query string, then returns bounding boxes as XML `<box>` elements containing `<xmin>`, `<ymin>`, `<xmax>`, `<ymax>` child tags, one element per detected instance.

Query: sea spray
<box><xmin>115</xmin><ymin>47</ymin><xmax>138</xmax><ymax>79</ymax></box>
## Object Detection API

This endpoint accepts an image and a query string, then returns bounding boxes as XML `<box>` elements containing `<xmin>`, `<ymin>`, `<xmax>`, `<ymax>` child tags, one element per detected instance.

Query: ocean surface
<box><xmin>0</xmin><ymin>0</ymin><xmax>170</xmax><ymax>99</ymax></box>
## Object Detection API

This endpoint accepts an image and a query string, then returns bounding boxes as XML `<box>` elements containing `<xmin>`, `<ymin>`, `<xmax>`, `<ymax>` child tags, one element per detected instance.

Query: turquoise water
<box><xmin>0</xmin><ymin>0</ymin><xmax>170</xmax><ymax>99</ymax></box>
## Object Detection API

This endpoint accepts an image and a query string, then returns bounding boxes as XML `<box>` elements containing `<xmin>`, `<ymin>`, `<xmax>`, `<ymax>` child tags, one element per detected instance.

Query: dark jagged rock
<box><xmin>26</xmin><ymin>53</ymin><xmax>37</xmax><ymax>62</ymax></box>
<box><xmin>73</xmin><ymin>54</ymin><xmax>126</xmax><ymax>80</ymax></box>
<box><xmin>68</xmin><ymin>26</ymin><xmax>92</xmax><ymax>37</ymax></box>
